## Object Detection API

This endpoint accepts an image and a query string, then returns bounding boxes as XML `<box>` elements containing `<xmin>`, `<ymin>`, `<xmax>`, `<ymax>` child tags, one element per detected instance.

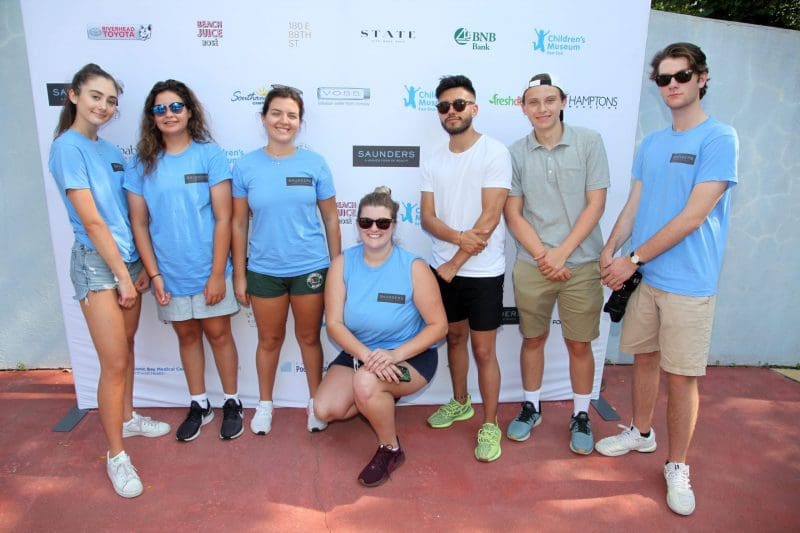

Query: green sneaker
<box><xmin>475</xmin><ymin>422</ymin><xmax>502</xmax><ymax>462</ymax></box>
<box><xmin>427</xmin><ymin>395</ymin><xmax>474</xmax><ymax>428</ymax></box>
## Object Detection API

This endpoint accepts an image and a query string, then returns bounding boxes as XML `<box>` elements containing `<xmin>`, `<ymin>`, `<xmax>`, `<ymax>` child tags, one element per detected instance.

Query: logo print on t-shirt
<box><xmin>111</xmin><ymin>162</ymin><xmax>124</xmax><ymax>172</ymax></box>
<box><xmin>670</xmin><ymin>153</ymin><xmax>696</xmax><ymax>165</ymax></box>
<box><xmin>377</xmin><ymin>293</ymin><xmax>405</xmax><ymax>304</ymax></box>
<box><xmin>184</xmin><ymin>173</ymin><xmax>209</xmax><ymax>183</ymax></box>
<box><xmin>287</xmin><ymin>177</ymin><xmax>313</xmax><ymax>186</ymax></box>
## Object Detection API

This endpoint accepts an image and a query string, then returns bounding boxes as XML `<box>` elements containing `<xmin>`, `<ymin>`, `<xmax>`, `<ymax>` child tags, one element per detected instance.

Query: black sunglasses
<box><xmin>435</xmin><ymin>99</ymin><xmax>474</xmax><ymax>114</ymax></box>
<box><xmin>151</xmin><ymin>102</ymin><xmax>186</xmax><ymax>116</ymax></box>
<box><xmin>654</xmin><ymin>69</ymin><xmax>694</xmax><ymax>87</ymax></box>
<box><xmin>357</xmin><ymin>217</ymin><xmax>393</xmax><ymax>230</ymax></box>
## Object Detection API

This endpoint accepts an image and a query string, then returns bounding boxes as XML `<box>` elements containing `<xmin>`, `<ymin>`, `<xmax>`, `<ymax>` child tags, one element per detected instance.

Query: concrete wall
<box><xmin>1</xmin><ymin>4</ymin><xmax>797</xmax><ymax>368</ymax></box>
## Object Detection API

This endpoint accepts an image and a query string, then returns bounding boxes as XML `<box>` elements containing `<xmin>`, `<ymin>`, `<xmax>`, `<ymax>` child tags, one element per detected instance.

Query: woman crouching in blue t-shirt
<box><xmin>313</xmin><ymin>187</ymin><xmax>447</xmax><ymax>487</ymax></box>
<box><xmin>125</xmin><ymin>80</ymin><xmax>242</xmax><ymax>442</ymax></box>
<box><xmin>231</xmin><ymin>86</ymin><xmax>341</xmax><ymax>435</ymax></box>
<box><xmin>48</xmin><ymin>64</ymin><xmax>170</xmax><ymax>498</ymax></box>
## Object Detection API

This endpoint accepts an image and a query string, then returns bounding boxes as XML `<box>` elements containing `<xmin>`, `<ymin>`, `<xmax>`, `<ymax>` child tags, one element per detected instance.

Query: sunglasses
<box><xmin>151</xmin><ymin>102</ymin><xmax>186</xmax><ymax>116</ymax></box>
<box><xmin>654</xmin><ymin>69</ymin><xmax>694</xmax><ymax>87</ymax></box>
<box><xmin>435</xmin><ymin>99</ymin><xmax>474</xmax><ymax>114</ymax></box>
<box><xmin>357</xmin><ymin>217</ymin><xmax>393</xmax><ymax>230</ymax></box>
<box><xmin>271</xmin><ymin>84</ymin><xmax>303</xmax><ymax>96</ymax></box>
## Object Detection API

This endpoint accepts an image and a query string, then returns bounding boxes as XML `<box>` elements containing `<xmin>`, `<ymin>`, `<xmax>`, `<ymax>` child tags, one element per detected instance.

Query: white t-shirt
<box><xmin>420</xmin><ymin>134</ymin><xmax>512</xmax><ymax>277</ymax></box>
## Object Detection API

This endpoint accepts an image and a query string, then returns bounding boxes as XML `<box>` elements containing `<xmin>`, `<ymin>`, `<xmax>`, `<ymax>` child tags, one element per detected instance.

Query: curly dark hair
<box><xmin>136</xmin><ymin>79</ymin><xmax>213</xmax><ymax>176</ymax></box>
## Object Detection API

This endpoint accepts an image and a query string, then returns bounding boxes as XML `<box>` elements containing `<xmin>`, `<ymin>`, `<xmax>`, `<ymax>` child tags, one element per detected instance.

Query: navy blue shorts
<box><xmin>330</xmin><ymin>347</ymin><xmax>438</xmax><ymax>383</ymax></box>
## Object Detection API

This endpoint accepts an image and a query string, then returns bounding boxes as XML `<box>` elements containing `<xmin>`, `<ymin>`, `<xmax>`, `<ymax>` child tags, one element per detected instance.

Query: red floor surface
<box><xmin>1</xmin><ymin>366</ymin><xmax>798</xmax><ymax>532</ymax></box>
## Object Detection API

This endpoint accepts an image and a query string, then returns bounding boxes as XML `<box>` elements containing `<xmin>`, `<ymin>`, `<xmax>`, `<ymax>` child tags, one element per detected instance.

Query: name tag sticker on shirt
<box><xmin>286</xmin><ymin>177</ymin><xmax>313</xmax><ymax>186</ymax></box>
<box><xmin>377</xmin><ymin>293</ymin><xmax>405</xmax><ymax>305</ymax></box>
<box><xmin>184</xmin><ymin>173</ymin><xmax>209</xmax><ymax>184</ymax></box>
<box><xmin>670</xmin><ymin>153</ymin><xmax>696</xmax><ymax>165</ymax></box>
<box><xmin>111</xmin><ymin>163</ymin><xmax>124</xmax><ymax>172</ymax></box>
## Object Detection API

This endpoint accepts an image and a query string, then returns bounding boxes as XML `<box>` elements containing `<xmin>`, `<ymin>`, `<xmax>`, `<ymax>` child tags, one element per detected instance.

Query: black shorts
<box><xmin>432</xmin><ymin>267</ymin><xmax>504</xmax><ymax>331</ymax></box>
<box><xmin>329</xmin><ymin>347</ymin><xmax>438</xmax><ymax>383</ymax></box>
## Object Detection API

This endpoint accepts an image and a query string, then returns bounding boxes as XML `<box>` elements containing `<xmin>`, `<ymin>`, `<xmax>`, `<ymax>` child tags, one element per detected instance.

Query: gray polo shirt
<box><xmin>509</xmin><ymin>124</ymin><xmax>610</xmax><ymax>267</ymax></box>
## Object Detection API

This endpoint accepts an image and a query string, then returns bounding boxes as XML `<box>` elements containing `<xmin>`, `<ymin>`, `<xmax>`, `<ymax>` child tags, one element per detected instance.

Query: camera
<box><xmin>603</xmin><ymin>271</ymin><xmax>642</xmax><ymax>322</ymax></box>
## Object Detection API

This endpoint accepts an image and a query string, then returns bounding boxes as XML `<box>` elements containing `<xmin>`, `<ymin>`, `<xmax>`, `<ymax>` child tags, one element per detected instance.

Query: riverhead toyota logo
<box><xmin>453</xmin><ymin>27</ymin><xmax>496</xmax><ymax>50</ymax></box>
<box><xmin>361</xmin><ymin>29</ymin><xmax>416</xmax><ymax>44</ymax></box>
<box><xmin>532</xmin><ymin>28</ymin><xmax>586</xmax><ymax>56</ymax></box>
<box><xmin>317</xmin><ymin>87</ymin><xmax>371</xmax><ymax>106</ymax></box>
<box><xmin>353</xmin><ymin>146</ymin><xmax>420</xmax><ymax>167</ymax></box>
<box><xmin>87</xmin><ymin>24</ymin><xmax>152</xmax><ymax>41</ymax></box>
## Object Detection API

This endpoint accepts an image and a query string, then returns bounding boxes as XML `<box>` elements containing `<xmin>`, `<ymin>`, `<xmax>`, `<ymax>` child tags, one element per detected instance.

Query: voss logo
<box><xmin>317</xmin><ymin>87</ymin><xmax>370</xmax><ymax>101</ymax></box>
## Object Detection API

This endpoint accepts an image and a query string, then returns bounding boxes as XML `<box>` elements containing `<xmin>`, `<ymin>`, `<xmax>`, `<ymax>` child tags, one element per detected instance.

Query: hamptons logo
<box><xmin>532</xmin><ymin>28</ymin><xmax>586</xmax><ymax>56</ymax></box>
<box><xmin>353</xmin><ymin>146</ymin><xmax>419</xmax><ymax>167</ymax></box>
<box><xmin>87</xmin><ymin>24</ymin><xmax>152</xmax><ymax>40</ymax></box>
<box><xmin>568</xmin><ymin>95</ymin><xmax>619</xmax><ymax>110</ymax></box>
<box><xmin>317</xmin><ymin>87</ymin><xmax>371</xmax><ymax>106</ymax></box>
<box><xmin>453</xmin><ymin>27</ymin><xmax>496</xmax><ymax>50</ymax></box>
<box><xmin>403</xmin><ymin>85</ymin><xmax>437</xmax><ymax>112</ymax></box>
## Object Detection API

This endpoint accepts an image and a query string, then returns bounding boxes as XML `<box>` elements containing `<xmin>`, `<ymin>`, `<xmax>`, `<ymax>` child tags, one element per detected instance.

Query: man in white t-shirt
<box><xmin>420</xmin><ymin>75</ymin><xmax>512</xmax><ymax>463</ymax></box>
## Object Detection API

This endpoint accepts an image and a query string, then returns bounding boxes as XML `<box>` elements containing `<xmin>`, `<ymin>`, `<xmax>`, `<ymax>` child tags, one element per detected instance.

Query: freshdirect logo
<box><xmin>317</xmin><ymin>87</ymin><xmax>371</xmax><ymax>106</ymax></box>
<box><xmin>489</xmin><ymin>93</ymin><xmax>522</xmax><ymax>106</ymax></box>
<box><xmin>87</xmin><ymin>24</ymin><xmax>152</xmax><ymax>41</ymax></box>
<box><xmin>532</xmin><ymin>28</ymin><xmax>586</xmax><ymax>56</ymax></box>
<box><xmin>402</xmin><ymin>85</ymin><xmax>437</xmax><ymax>112</ymax></box>
<box><xmin>453</xmin><ymin>27</ymin><xmax>496</xmax><ymax>50</ymax></box>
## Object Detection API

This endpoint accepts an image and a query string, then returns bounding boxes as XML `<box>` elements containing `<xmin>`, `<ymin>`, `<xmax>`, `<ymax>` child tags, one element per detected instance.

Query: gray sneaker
<box><xmin>595</xmin><ymin>424</ymin><xmax>657</xmax><ymax>456</ymax></box>
<box><xmin>569</xmin><ymin>411</ymin><xmax>593</xmax><ymax>455</ymax></box>
<box><xmin>506</xmin><ymin>401</ymin><xmax>542</xmax><ymax>442</ymax></box>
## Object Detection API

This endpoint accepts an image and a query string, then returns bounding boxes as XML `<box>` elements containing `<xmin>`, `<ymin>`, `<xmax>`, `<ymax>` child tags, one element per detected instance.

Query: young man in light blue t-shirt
<box><xmin>596</xmin><ymin>42</ymin><xmax>739</xmax><ymax>516</ymax></box>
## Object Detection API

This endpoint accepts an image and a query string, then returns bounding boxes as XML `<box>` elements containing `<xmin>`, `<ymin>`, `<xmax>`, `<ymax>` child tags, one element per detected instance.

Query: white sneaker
<box><xmin>250</xmin><ymin>402</ymin><xmax>273</xmax><ymax>435</ymax></box>
<box><xmin>594</xmin><ymin>424</ymin><xmax>657</xmax><ymax>456</ymax></box>
<box><xmin>307</xmin><ymin>398</ymin><xmax>327</xmax><ymax>432</ymax></box>
<box><xmin>664</xmin><ymin>462</ymin><xmax>696</xmax><ymax>515</ymax></box>
<box><xmin>107</xmin><ymin>451</ymin><xmax>143</xmax><ymax>498</ymax></box>
<box><xmin>123</xmin><ymin>411</ymin><xmax>171</xmax><ymax>438</ymax></box>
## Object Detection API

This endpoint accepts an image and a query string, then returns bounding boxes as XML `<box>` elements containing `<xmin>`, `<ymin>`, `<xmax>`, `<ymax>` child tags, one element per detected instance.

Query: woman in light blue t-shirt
<box><xmin>231</xmin><ymin>86</ymin><xmax>341</xmax><ymax>436</ymax></box>
<box><xmin>126</xmin><ymin>80</ymin><xmax>242</xmax><ymax>443</ymax></box>
<box><xmin>48</xmin><ymin>64</ymin><xmax>170</xmax><ymax>499</ymax></box>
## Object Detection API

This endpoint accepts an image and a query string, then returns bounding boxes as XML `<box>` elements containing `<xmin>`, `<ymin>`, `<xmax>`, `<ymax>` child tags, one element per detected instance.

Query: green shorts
<box><xmin>246</xmin><ymin>268</ymin><xmax>328</xmax><ymax>298</ymax></box>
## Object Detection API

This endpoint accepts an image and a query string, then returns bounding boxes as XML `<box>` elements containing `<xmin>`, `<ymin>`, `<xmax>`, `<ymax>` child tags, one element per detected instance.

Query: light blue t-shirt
<box><xmin>632</xmin><ymin>117</ymin><xmax>739</xmax><ymax>296</ymax></box>
<box><xmin>48</xmin><ymin>129</ymin><xmax>138</xmax><ymax>262</ymax></box>
<box><xmin>343</xmin><ymin>244</ymin><xmax>426</xmax><ymax>350</ymax></box>
<box><xmin>124</xmin><ymin>141</ymin><xmax>233</xmax><ymax>297</ymax></box>
<box><xmin>232</xmin><ymin>147</ymin><xmax>336</xmax><ymax>277</ymax></box>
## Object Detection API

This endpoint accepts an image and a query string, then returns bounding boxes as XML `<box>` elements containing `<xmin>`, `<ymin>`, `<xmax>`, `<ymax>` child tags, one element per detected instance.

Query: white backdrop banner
<box><xmin>21</xmin><ymin>0</ymin><xmax>650</xmax><ymax>409</ymax></box>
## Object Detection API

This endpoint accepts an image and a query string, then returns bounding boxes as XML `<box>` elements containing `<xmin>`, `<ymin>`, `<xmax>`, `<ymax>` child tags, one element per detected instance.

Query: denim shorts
<box><xmin>70</xmin><ymin>241</ymin><xmax>143</xmax><ymax>302</ymax></box>
<box><xmin>156</xmin><ymin>276</ymin><xmax>240</xmax><ymax>322</ymax></box>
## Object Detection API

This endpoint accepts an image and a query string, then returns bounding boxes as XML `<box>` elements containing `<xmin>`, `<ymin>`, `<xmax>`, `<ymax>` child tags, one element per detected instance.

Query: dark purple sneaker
<box><xmin>358</xmin><ymin>444</ymin><xmax>405</xmax><ymax>487</ymax></box>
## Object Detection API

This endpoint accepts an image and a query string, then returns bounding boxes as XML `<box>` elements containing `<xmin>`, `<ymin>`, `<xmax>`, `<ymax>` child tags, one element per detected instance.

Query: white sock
<box><xmin>573</xmin><ymin>392</ymin><xmax>591</xmax><ymax>416</ymax></box>
<box><xmin>190</xmin><ymin>394</ymin><xmax>209</xmax><ymax>407</ymax></box>
<box><xmin>224</xmin><ymin>393</ymin><xmax>239</xmax><ymax>402</ymax></box>
<box><xmin>523</xmin><ymin>389</ymin><xmax>541</xmax><ymax>411</ymax></box>
<box><xmin>258</xmin><ymin>400</ymin><xmax>273</xmax><ymax>411</ymax></box>
<box><xmin>108</xmin><ymin>450</ymin><xmax>126</xmax><ymax>463</ymax></box>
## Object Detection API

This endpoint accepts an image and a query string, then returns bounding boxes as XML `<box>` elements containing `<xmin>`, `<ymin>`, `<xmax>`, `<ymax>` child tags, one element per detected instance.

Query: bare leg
<box><xmin>520</xmin><ymin>333</ymin><xmax>547</xmax><ymax>391</ymax></box>
<box><xmin>632</xmin><ymin>351</ymin><xmax>661</xmax><ymax>431</ymax></box>
<box><xmin>564</xmin><ymin>338</ymin><xmax>595</xmax><ymax>396</ymax></box>
<box><xmin>201</xmin><ymin>315</ymin><xmax>239</xmax><ymax>395</ymax></box>
<box><xmin>314</xmin><ymin>365</ymin><xmax>359</xmax><ymax>422</ymax></box>
<box><xmin>172</xmin><ymin>319</ymin><xmax>206</xmax><ymax>396</ymax></box>
<box><xmin>666</xmin><ymin>372</ymin><xmax>699</xmax><ymax>463</ymax></box>
<box><xmin>289</xmin><ymin>292</ymin><xmax>325</xmax><ymax>397</ymax></box>
<box><xmin>470</xmin><ymin>329</ymin><xmax>500</xmax><ymax>423</ymax></box>
<box><xmin>250</xmin><ymin>294</ymin><xmax>290</xmax><ymax>401</ymax></box>
<box><xmin>121</xmin><ymin>296</ymin><xmax>142</xmax><ymax>421</ymax></box>
<box><xmin>445</xmin><ymin>320</ymin><xmax>470</xmax><ymax>401</ymax></box>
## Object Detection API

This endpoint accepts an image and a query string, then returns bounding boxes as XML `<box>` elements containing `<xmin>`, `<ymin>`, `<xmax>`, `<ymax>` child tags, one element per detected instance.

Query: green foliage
<box><xmin>652</xmin><ymin>0</ymin><xmax>800</xmax><ymax>30</ymax></box>
<box><xmin>16</xmin><ymin>361</ymin><xmax>26</xmax><ymax>370</ymax></box>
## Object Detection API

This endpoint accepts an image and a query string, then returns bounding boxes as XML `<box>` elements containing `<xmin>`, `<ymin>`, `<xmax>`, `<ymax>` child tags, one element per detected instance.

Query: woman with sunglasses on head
<box><xmin>231</xmin><ymin>85</ymin><xmax>341</xmax><ymax>435</ymax></box>
<box><xmin>125</xmin><ymin>80</ymin><xmax>243</xmax><ymax>442</ymax></box>
<box><xmin>48</xmin><ymin>63</ymin><xmax>170</xmax><ymax>499</ymax></box>
<box><xmin>312</xmin><ymin>187</ymin><xmax>447</xmax><ymax>487</ymax></box>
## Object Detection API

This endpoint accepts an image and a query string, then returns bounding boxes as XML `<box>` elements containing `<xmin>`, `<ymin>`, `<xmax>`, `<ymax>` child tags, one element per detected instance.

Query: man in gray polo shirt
<box><xmin>504</xmin><ymin>73</ymin><xmax>610</xmax><ymax>454</ymax></box>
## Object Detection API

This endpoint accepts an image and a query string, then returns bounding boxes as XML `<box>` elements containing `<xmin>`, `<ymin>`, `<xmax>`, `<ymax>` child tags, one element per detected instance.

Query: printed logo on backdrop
<box><xmin>46</xmin><ymin>83</ymin><xmax>69</xmax><ymax>106</ymax></box>
<box><xmin>399</xmin><ymin>200</ymin><xmax>421</xmax><ymax>226</ymax></box>
<box><xmin>453</xmin><ymin>27</ymin><xmax>496</xmax><ymax>51</ymax></box>
<box><xmin>134</xmin><ymin>365</ymin><xmax>183</xmax><ymax>376</ymax></box>
<box><xmin>532</xmin><ymin>28</ymin><xmax>586</xmax><ymax>56</ymax></box>
<box><xmin>231</xmin><ymin>87</ymin><xmax>269</xmax><ymax>107</ymax></box>
<box><xmin>337</xmin><ymin>199</ymin><xmax>357</xmax><ymax>226</ymax></box>
<box><xmin>568</xmin><ymin>95</ymin><xmax>619</xmax><ymax>110</ymax></box>
<box><xmin>501</xmin><ymin>307</ymin><xmax>520</xmax><ymax>325</ymax></box>
<box><xmin>317</xmin><ymin>87</ymin><xmax>371</xmax><ymax>107</ymax></box>
<box><xmin>87</xmin><ymin>24</ymin><xmax>152</xmax><ymax>41</ymax></box>
<box><xmin>488</xmin><ymin>93</ymin><xmax>522</xmax><ymax>107</ymax></box>
<box><xmin>361</xmin><ymin>29</ymin><xmax>415</xmax><ymax>45</ymax></box>
<box><xmin>196</xmin><ymin>20</ymin><xmax>223</xmax><ymax>47</ymax></box>
<box><xmin>288</xmin><ymin>21</ymin><xmax>312</xmax><ymax>47</ymax></box>
<box><xmin>279</xmin><ymin>361</ymin><xmax>330</xmax><ymax>374</ymax></box>
<box><xmin>117</xmin><ymin>144</ymin><xmax>137</xmax><ymax>162</ymax></box>
<box><xmin>402</xmin><ymin>85</ymin><xmax>437</xmax><ymax>112</ymax></box>
<box><xmin>353</xmin><ymin>146</ymin><xmax>419</xmax><ymax>167</ymax></box>
<box><xmin>225</xmin><ymin>149</ymin><xmax>244</xmax><ymax>169</ymax></box>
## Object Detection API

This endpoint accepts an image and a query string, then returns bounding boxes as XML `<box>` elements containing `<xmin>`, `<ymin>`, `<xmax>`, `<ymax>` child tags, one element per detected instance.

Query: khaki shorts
<box><xmin>512</xmin><ymin>259</ymin><xmax>603</xmax><ymax>341</ymax></box>
<box><xmin>620</xmin><ymin>280</ymin><xmax>716</xmax><ymax>376</ymax></box>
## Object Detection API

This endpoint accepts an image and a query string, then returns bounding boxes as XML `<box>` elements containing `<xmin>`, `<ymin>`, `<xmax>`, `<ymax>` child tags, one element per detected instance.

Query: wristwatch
<box><xmin>629</xmin><ymin>251</ymin><xmax>645</xmax><ymax>266</ymax></box>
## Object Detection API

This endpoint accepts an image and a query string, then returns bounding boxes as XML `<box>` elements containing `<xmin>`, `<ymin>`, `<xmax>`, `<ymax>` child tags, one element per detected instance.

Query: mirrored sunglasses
<box><xmin>151</xmin><ymin>102</ymin><xmax>186</xmax><ymax>116</ymax></box>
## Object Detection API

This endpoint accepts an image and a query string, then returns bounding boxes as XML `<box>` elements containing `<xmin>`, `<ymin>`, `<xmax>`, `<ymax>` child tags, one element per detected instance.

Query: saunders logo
<box><xmin>532</xmin><ymin>28</ymin><xmax>586</xmax><ymax>56</ymax></box>
<box><xmin>46</xmin><ymin>83</ymin><xmax>69</xmax><ymax>106</ymax></box>
<box><xmin>353</xmin><ymin>146</ymin><xmax>419</xmax><ymax>167</ymax></box>
<box><xmin>87</xmin><ymin>24</ymin><xmax>152</xmax><ymax>41</ymax></box>
<box><xmin>453</xmin><ymin>27</ymin><xmax>496</xmax><ymax>50</ymax></box>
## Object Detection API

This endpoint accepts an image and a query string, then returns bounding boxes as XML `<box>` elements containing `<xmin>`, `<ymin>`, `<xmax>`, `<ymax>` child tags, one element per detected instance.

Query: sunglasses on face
<box><xmin>151</xmin><ymin>102</ymin><xmax>186</xmax><ymax>116</ymax></box>
<box><xmin>435</xmin><ymin>99</ymin><xmax>474</xmax><ymax>114</ymax></box>
<box><xmin>357</xmin><ymin>217</ymin><xmax>393</xmax><ymax>230</ymax></box>
<box><xmin>654</xmin><ymin>69</ymin><xmax>694</xmax><ymax>87</ymax></box>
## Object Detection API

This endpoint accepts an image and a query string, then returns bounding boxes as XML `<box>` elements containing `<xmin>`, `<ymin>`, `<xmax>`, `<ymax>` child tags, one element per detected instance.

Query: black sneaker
<box><xmin>220</xmin><ymin>398</ymin><xmax>244</xmax><ymax>440</ymax></box>
<box><xmin>176</xmin><ymin>400</ymin><xmax>214</xmax><ymax>442</ymax></box>
<box><xmin>358</xmin><ymin>441</ymin><xmax>405</xmax><ymax>487</ymax></box>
